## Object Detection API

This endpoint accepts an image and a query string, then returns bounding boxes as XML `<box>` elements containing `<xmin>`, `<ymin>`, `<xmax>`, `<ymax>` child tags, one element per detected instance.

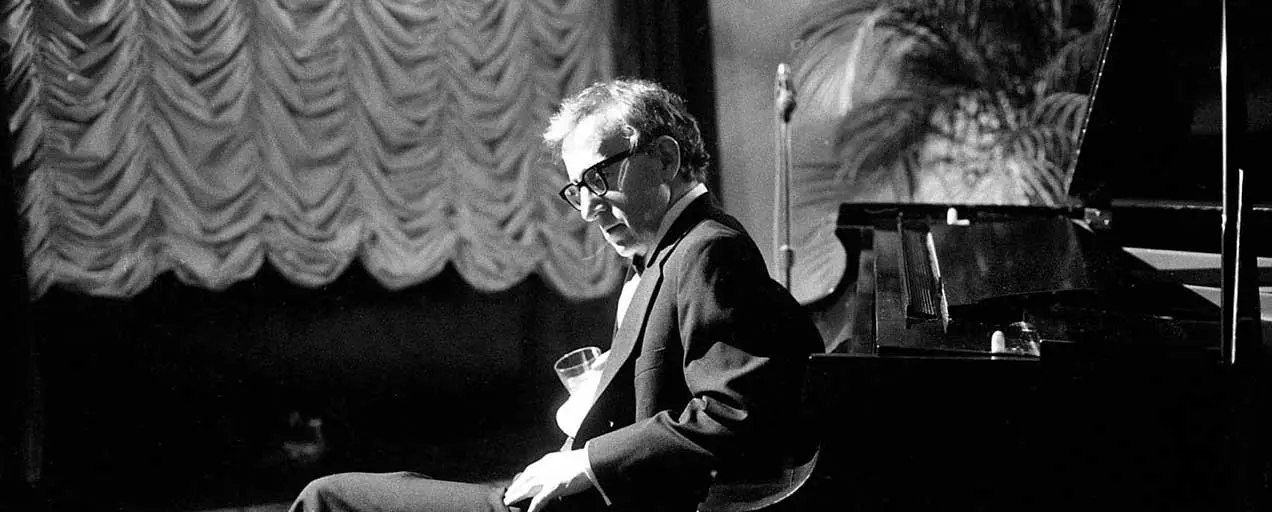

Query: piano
<box><xmin>783</xmin><ymin>1</ymin><xmax>1271</xmax><ymax>510</ymax></box>
<box><xmin>794</xmin><ymin>201</ymin><xmax>1268</xmax><ymax>511</ymax></box>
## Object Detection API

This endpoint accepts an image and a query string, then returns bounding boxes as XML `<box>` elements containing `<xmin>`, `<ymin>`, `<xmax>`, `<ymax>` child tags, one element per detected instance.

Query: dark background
<box><xmin>20</xmin><ymin>264</ymin><xmax>616</xmax><ymax>511</ymax></box>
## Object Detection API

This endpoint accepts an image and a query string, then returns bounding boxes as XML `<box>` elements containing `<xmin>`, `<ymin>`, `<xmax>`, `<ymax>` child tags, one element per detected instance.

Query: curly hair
<box><xmin>544</xmin><ymin>79</ymin><xmax>711</xmax><ymax>183</ymax></box>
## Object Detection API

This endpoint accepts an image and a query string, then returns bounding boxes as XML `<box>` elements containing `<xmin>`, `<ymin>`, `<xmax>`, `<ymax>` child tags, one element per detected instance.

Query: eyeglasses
<box><xmin>558</xmin><ymin>146</ymin><xmax>638</xmax><ymax>211</ymax></box>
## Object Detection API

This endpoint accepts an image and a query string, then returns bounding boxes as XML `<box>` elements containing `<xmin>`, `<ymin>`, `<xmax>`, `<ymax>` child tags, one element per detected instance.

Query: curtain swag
<box><xmin>3</xmin><ymin>0</ymin><xmax>623</xmax><ymax>300</ymax></box>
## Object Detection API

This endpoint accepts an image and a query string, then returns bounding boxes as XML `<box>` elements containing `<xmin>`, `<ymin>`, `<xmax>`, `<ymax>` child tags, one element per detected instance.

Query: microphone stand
<box><xmin>773</xmin><ymin>63</ymin><xmax>797</xmax><ymax>289</ymax></box>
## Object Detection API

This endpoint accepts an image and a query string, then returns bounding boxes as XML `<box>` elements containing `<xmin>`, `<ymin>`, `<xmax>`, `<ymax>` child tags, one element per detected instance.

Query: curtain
<box><xmin>3</xmin><ymin>0</ymin><xmax>623</xmax><ymax>300</ymax></box>
<box><xmin>611</xmin><ymin>0</ymin><xmax>719</xmax><ymax>194</ymax></box>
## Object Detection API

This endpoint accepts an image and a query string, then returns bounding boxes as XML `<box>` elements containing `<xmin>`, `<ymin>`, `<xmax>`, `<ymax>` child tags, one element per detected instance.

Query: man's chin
<box><xmin>601</xmin><ymin>229</ymin><xmax>646</xmax><ymax>260</ymax></box>
<box><xmin>609</xmin><ymin>243</ymin><xmax>637</xmax><ymax>259</ymax></box>
<box><xmin>604</xmin><ymin>238</ymin><xmax>642</xmax><ymax>260</ymax></box>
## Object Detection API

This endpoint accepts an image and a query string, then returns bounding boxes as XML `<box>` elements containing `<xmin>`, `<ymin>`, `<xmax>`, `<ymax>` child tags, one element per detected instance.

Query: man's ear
<box><xmin>651</xmin><ymin>136</ymin><xmax>681</xmax><ymax>182</ymax></box>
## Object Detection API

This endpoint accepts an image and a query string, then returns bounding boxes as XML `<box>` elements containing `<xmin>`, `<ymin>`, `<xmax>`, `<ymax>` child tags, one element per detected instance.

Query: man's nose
<box><xmin>577</xmin><ymin>188</ymin><xmax>604</xmax><ymax>222</ymax></box>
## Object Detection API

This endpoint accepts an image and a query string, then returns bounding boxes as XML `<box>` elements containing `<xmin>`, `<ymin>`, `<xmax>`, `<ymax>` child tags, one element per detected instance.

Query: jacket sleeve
<box><xmin>584</xmin><ymin>230</ymin><xmax>820</xmax><ymax>509</ymax></box>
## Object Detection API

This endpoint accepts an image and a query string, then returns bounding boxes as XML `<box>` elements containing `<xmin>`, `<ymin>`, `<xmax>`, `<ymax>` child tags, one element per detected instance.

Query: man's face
<box><xmin>560</xmin><ymin>117</ymin><xmax>671</xmax><ymax>260</ymax></box>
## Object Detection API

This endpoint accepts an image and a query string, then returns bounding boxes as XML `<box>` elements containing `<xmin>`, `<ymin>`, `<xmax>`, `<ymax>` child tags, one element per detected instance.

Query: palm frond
<box><xmin>792</xmin><ymin>1</ymin><xmax>885</xmax><ymax>115</ymax></box>
<box><xmin>832</xmin><ymin>92</ymin><xmax>938</xmax><ymax>185</ymax></box>
<box><xmin>1034</xmin><ymin>0</ymin><xmax>1117</xmax><ymax>93</ymax></box>
<box><xmin>918</xmin><ymin>90</ymin><xmax>1082</xmax><ymax>205</ymax></box>
<box><xmin>1004</xmin><ymin>125</ymin><xmax>1075</xmax><ymax>204</ymax></box>
<box><xmin>1026</xmin><ymin>91</ymin><xmax>1090</xmax><ymax>195</ymax></box>
<box><xmin>878</xmin><ymin>0</ymin><xmax>1071</xmax><ymax>96</ymax></box>
<box><xmin>793</xmin><ymin>0</ymin><xmax>1069</xmax><ymax>113</ymax></box>
<box><xmin>1029</xmin><ymin>91</ymin><xmax>1089</xmax><ymax>137</ymax></box>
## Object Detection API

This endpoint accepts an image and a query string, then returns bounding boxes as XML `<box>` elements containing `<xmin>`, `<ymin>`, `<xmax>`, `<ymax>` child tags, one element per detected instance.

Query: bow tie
<box><xmin>630</xmin><ymin>255</ymin><xmax>645</xmax><ymax>276</ymax></box>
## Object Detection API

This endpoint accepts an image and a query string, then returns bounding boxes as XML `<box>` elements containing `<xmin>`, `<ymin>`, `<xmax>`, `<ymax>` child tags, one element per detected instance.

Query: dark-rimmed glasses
<box><xmin>558</xmin><ymin>146</ymin><xmax>638</xmax><ymax>211</ymax></box>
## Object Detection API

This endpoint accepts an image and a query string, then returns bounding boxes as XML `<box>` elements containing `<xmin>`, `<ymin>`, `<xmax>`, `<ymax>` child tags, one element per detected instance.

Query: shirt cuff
<box><xmin>582</xmin><ymin>440</ymin><xmax>612</xmax><ymax>505</ymax></box>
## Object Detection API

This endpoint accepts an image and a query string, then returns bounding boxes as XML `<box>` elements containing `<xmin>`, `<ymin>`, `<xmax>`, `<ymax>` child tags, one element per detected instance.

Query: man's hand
<box><xmin>502</xmin><ymin>449</ymin><xmax>593</xmax><ymax>512</ymax></box>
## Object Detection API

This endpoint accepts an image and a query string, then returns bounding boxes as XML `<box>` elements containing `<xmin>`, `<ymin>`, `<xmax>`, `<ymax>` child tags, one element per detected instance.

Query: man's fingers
<box><xmin>505</xmin><ymin>487</ymin><xmax>534</xmax><ymax>506</ymax></box>
<box><xmin>502</xmin><ymin>490</ymin><xmax>522</xmax><ymax>507</ymax></box>
<box><xmin>502</xmin><ymin>478</ymin><xmax>536</xmax><ymax>506</ymax></box>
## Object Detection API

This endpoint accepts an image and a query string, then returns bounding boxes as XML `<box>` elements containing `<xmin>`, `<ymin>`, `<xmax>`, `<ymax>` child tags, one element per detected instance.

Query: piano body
<box><xmin>796</xmin><ymin>202</ymin><xmax>1259</xmax><ymax>511</ymax></box>
<box><xmin>783</xmin><ymin>1</ymin><xmax>1270</xmax><ymax>510</ymax></box>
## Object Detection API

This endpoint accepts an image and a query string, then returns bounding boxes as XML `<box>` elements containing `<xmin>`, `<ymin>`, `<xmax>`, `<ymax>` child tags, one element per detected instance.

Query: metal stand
<box><xmin>773</xmin><ymin>63</ymin><xmax>796</xmax><ymax>289</ymax></box>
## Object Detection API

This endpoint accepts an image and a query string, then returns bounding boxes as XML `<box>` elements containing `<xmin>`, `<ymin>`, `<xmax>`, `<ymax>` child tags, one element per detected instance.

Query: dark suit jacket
<box><xmin>564</xmin><ymin>194</ymin><xmax>823</xmax><ymax>511</ymax></box>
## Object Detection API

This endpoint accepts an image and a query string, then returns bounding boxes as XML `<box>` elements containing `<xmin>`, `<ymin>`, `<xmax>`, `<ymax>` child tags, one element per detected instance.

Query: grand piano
<box><xmin>795</xmin><ymin>203</ymin><xmax>1263</xmax><ymax>511</ymax></box>
<box><xmin>785</xmin><ymin>2</ymin><xmax>1270</xmax><ymax>511</ymax></box>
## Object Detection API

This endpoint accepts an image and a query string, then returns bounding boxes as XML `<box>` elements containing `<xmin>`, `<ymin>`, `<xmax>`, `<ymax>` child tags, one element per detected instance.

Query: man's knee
<box><xmin>293</xmin><ymin>473</ymin><xmax>355</xmax><ymax>511</ymax></box>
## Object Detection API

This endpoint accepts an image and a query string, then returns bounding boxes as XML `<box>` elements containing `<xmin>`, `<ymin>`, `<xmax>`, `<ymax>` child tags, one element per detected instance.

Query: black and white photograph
<box><xmin>2</xmin><ymin>1</ymin><xmax>1269</xmax><ymax>511</ymax></box>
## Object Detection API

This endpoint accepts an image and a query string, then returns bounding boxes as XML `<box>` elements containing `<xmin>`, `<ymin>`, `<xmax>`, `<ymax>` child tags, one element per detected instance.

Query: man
<box><xmin>289</xmin><ymin>79</ymin><xmax>823</xmax><ymax>512</ymax></box>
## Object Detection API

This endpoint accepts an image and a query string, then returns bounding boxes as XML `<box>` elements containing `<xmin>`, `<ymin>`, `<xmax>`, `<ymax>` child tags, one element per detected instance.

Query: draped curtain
<box><xmin>3</xmin><ymin>0</ymin><xmax>623</xmax><ymax>300</ymax></box>
<box><xmin>611</xmin><ymin>0</ymin><xmax>718</xmax><ymax>193</ymax></box>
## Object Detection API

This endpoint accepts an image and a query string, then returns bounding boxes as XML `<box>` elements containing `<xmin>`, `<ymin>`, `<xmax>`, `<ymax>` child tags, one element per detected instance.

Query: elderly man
<box><xmin>289</xmin><ymin>79</ymin><xmax>822</xmax><ymax>512</ymax></box>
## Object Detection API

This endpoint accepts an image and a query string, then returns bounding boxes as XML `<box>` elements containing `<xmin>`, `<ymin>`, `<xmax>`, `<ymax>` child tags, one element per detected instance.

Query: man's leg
<box><xmin>289</xmin><ymin>472</ymin><xmax>509</xmax><ymax>512</ymax></box>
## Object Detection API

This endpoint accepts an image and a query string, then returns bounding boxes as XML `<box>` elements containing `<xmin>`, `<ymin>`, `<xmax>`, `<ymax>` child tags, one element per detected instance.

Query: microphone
<box><xmin>773</xmin><ymin>63</ymin><xmax>796</xmax><ymax>289</ymax></box>
<box><xmin>775</xmin><ymin>63</ymin><xmax>797</xmax><ymax>123</ymax></box>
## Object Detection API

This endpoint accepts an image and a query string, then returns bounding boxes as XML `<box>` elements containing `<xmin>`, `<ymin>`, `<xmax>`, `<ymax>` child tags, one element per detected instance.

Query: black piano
<box><xmin>796</xmin><ymin>202</ymin><xmax>1261</xmax><ymax>511</ymax></box>
<box><xmin>787</xmin><ymin>2</ymin><xmax>1270</xmax><ymax>511</ymax></box>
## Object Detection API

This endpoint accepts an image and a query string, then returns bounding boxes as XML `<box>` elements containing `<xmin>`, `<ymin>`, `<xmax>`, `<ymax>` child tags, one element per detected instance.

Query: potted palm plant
<box><xmin>783</xmin><ymin>0</ymin><xmax>1116</xmax><ymax>331</ymax></box>
<box><xmin>792</xmin><ymin>0</ymin><xmax>1116</xmax><ymax>204</ymax></box>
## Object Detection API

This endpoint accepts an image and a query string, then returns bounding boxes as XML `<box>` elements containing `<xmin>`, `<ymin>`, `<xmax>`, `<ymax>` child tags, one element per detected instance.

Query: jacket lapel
<box><xmin>589</xmin><ymin>263</ymin><xmax>660</xmax><ymax>409</ymax></box>
<box><xmin>583</xmin><ymin>194</ymin><xmax>719</xmax><ymax>426</ymax></box>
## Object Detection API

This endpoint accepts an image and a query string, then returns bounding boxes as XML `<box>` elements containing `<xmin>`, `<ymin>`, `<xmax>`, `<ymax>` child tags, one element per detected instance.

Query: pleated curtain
<box><xmin>3</xmin><ymin>0</ymin><xmax>623</xmax><ymax>300</ymax></box>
